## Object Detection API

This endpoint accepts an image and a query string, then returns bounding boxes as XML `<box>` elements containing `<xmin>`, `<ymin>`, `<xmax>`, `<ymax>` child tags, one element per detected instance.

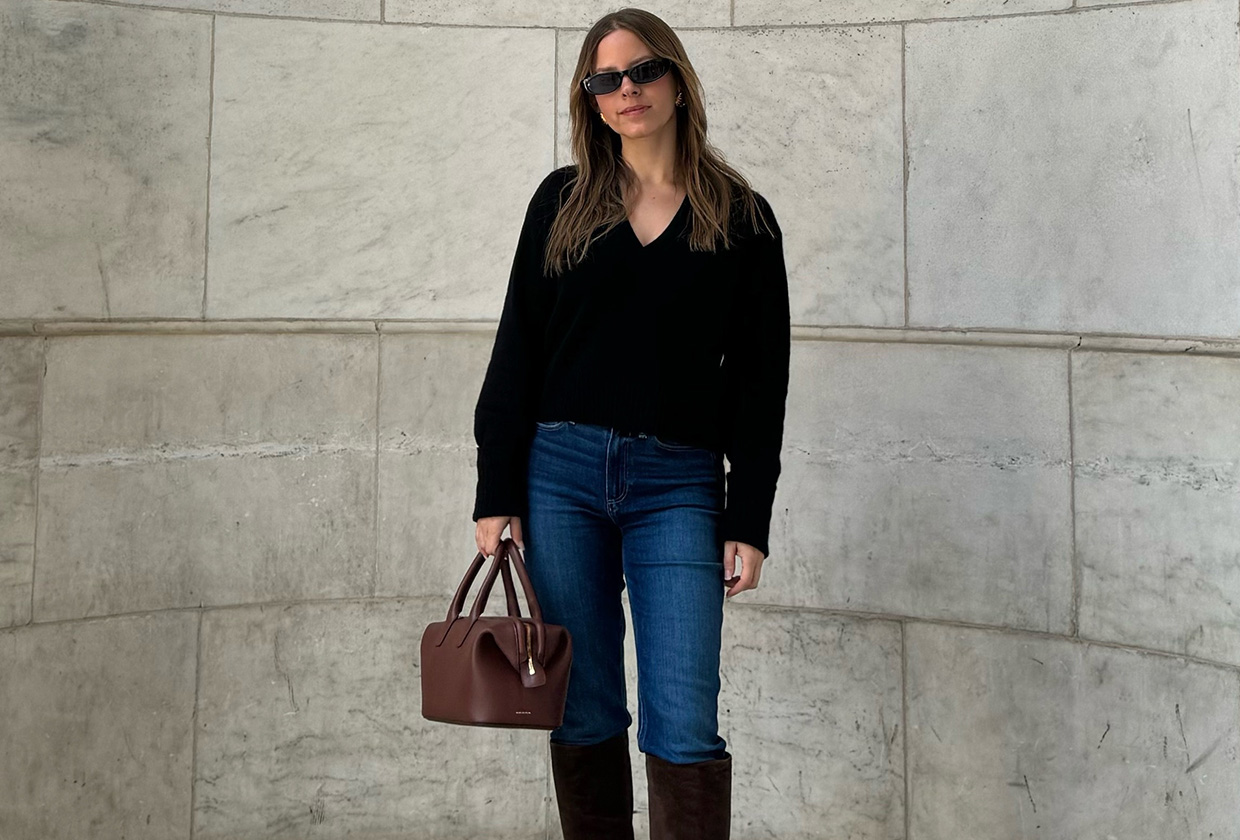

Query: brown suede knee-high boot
<box><xmin>549</xmin><ymin>732</ymin><xmax>635</xmax><ymax>840</ymax></box>
<box><xmin>645</xmin><ymin>750</ymin><xmax>732</xmax><ymax>840</ymax></box>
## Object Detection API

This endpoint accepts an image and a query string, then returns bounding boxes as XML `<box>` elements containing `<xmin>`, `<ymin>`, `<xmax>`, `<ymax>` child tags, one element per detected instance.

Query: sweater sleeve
<box><xmin>471</xmin><ymin>170</ymin><xmax>566</xmax><ymax>523</ymax></box>
<box><xmin>720</xmin><ymin>194</ymin><xmax>791</xmax><ymax>559</ymax></box>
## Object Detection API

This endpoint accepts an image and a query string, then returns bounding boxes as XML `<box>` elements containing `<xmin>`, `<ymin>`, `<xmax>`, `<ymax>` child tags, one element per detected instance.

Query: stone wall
<box><xmin>1</xmin><ymin>0</ymin><xmax>1238</xmax><ymax>837</ymax></box>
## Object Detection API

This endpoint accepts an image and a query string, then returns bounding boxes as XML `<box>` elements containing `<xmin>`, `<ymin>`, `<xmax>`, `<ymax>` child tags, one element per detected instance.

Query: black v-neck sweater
<box><xmin>472</xmin><ymin>164</ymin><xmax>791</xmax><ymax>559</ymax></box>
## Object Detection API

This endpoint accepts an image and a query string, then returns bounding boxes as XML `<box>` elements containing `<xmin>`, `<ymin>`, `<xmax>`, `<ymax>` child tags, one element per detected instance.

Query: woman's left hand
<box><xmin>723</xmin><ymin>540</ymin><xmax>764</xmax><ymax>597</ymax></box>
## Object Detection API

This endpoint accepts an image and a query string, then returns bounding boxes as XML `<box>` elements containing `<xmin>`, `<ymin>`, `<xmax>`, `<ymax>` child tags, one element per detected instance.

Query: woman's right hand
<box><xmin>476</xmin><ymin>515</ymin><xmax>524</xmax><ymax>558</ymax></box>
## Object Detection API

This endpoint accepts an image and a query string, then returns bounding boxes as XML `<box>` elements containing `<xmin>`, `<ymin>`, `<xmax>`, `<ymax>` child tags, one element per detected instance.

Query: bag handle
<box><xmin>470</xmin><ymin>539</ymin><xmax>549</xmax><ymax>661</ymax></box>
<box><xmin>443</xmin><ymin>549</ymin><xmax>490</xmax><ymax>623</ymax></box>
<box><xmin>498</xmin><ymin>551</ymin><xmax>523</xmax><ymax>617</ymax></box>
<box><xmin>435</xmin><ymin>548</ymin><xmax>505</xmax><ymax>648</ymax></box>
<box><xmin>441</xmin><ymin>540</ymin><xmax>521</xmax><ymax>619</ymax></box>
<box><xmin>499</xmin><ymin>538</ymin><xmax>548</xmax><ymax>661</ymax></box>
<box><xmin>437</xmin><ymin>538</ymin><xmax>547</xmax><ymax>661</ymax></box>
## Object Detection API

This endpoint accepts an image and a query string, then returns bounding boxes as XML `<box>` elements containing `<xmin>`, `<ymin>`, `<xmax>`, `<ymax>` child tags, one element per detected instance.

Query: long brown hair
<box><xmin>543</xmin><ymin>7</ymin><xmax>773</xmax><ymax>277</ymax></box>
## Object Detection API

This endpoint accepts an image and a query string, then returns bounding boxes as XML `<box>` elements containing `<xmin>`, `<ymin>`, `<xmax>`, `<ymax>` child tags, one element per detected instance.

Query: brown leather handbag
<box><xmin>420</xmin><ymin>536</ymin><xmax>572</xmax><ymax>729</ymax></box>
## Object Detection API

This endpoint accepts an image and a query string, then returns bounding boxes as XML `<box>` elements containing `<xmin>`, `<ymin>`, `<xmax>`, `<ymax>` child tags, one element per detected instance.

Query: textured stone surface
<box><xmin>208</xmin><ymin>18</ymin><xmax>553</xmax><ymax>319</ymax></box>
<box><xmin>548</xmin><ymin>599</ymin><xmax>904</xmax><ymax>839</ymax></box>
<box><xmin>907</xmin><ymin>622</ymin><xmax>1240</xmax><ymax>839</ymax></box>
<box><xmin>1074</xmin><ymin>351</ymin><xmax>1240</xmax><ymax>666</ymax></box>
<box><xmin>195</xmin><ymin>598</ymin><xmax>549</xmax><ymax>839</ymax></box>
<box><xmin>377</xmin><ymin>332</ymin><xmax>489</xmax><ymax>598</ymax></box>
<box><xmin>0</xmin><ymin>0</ymin><xmax>210</xmax><ymax>319</ymax></box>
<box><xmin>905</xmin><ymin>0</ymin><xmax>1240</xmax><ymax>337</ymax></box>
<box><xmin>0</xmin><ymin>611</ymin><xmax>198</xmax><ymax>839</ymax></box>
<box><xmin>388</xmin><ymin>0</ymin><xmax>728</xmax><ymax>27</ymax></box>
<box><xmin>719</xmin><ymin>605</ymin><xmax>905</xmax><ymax>839</ymax></box>
<box><xmin>735</xmin><ymin>0</ymin><xmax>1067</xmax><ymax>25</ymax></box>
<box><xmin>0</xmin><ymin>339</ymin><xmax>40</xmax><ymax>628</ymax></box>
<box><xmin>35</xmin><ymin>335</ymin><xmax>377</xmax><ymax>620</ymax></box>
<box><xmin>773</xmin><ymin>342</ymin><xmax>1073</xmax><ymax>632</ymax></box>
<box><xmin>557</xmin><ymin>25</ymin><xmax>905</xmax><ymax>327</ymax></box>
<box><xmin>104</xmin><ymin>0</ymin><xmax>377</xmax><ymax>18</ymax></box>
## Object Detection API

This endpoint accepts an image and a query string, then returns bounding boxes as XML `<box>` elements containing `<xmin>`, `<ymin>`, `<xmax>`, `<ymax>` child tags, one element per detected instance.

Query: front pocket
<box><xmin>534</xmin><ymin>420</ymin><xmax>567</xmax><ymax>431</ymax></box>
<box><xmin>652</xmin><ymin>434</ymin><xmax>701</xmax><ymax>452</ymax></box>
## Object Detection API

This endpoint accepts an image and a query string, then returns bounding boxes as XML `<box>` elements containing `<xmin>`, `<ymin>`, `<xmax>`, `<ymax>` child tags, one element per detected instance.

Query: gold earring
<box><xmin>600</xmin><ymin>111</ymin><xmax>607</xmax><ymax>124</ymax></box>
<box><xmin>675</xmin><ymin>91</ymin><xmax>685</xmax><ymax>107</ymax></box>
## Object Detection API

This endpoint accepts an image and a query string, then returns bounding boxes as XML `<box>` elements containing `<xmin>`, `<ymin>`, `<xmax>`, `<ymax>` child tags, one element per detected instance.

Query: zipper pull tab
<box><xmin>525</xmin><ymin>623</ymin><xmax>535</xmax><ymax>675</ymax></box>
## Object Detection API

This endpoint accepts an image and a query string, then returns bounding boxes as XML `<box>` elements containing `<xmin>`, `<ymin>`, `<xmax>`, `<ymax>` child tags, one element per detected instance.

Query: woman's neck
<box><xmin>619</xmin><ymin>132</ymin><xmax>679</xmax><ymax>190</ymax></box>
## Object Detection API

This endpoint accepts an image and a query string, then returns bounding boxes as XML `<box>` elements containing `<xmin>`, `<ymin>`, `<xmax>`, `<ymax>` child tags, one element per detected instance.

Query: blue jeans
<box><xmin>524</xmin><ymin>420</ymin><xmax>729</xmax><ymax>765</ymax></box>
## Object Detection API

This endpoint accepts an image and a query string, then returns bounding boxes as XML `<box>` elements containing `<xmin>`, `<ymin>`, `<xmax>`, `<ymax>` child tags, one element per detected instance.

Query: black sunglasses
<box><xmin>581</xmin><ymin>57</ymin><xmax>672</xmax><ymax>95</ymax></box>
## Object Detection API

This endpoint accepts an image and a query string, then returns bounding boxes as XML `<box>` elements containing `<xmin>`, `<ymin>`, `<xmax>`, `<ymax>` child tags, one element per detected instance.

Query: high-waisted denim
<box><xmin>523</xmin><ymin>419</ymin><xmax>729</xmax><ymax>765</ymax></box>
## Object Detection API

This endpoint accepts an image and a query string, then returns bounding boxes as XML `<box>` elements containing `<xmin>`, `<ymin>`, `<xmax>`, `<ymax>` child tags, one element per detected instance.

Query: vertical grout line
<box><xmin>544</xmin><ymin>737</ymin><xmax>553</xmax><ymax>840</ymax></box>
<box><xmin>372</xmin><ymin>326</ymin><xmax>382</xmax><ymax>599</ymax></box>
<box><xmin>901</xmin><ymin>620</ymin><xmax>911</xmax><ymax>840</ymax></box>
<box><xmin>201</xmin><ymin>15</ymin><xmax>216</xmax><ymax>320</ymax></box>
<box><xmin>552</xmin><ymin>29</ymin><xmax>559</xmax><ymax>168</ymax></box>
<box><xmin>189</xmin><ymin>608</ymin><xmax>204</xmax><ymax>839</ymax></box>
<box><xmin>380</xmin><ymin>0</ymin><xmax>385</xmax><ymax>23</ymax></box>
<box><xmin>100</xmin><ymin>251</ymin><xmax>111</xmax><ymax>318</ymax></box>
<box><xmin>1067</xmin><ymin>348</ymin><xmax>1079</xmax><ymax>637</ymax></box>
<box><xmin>730</xmin><ymin>0</ymin><xmax>735</xmax><ymax>27</ymax></box>
<box><xmin>28</xmin><ymin>338</ymin><xmax>47</xmax><ymax>625</ymax></box>
<box><xmin>901</xmin><ymin>24</ymin><xmax>910</xmax><ymax>328</ymax></box>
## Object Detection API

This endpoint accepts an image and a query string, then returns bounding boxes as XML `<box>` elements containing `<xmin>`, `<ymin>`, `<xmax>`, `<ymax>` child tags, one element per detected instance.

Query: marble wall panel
<box><xmin>1073</xmin><ymin>351</ymin><xmax>1240</xmax><ymax>665</ymax></box>
<box><xmin>719</xmin><ymin>605</ymin><xmax>905</xmax><ymax>840</ymax></box>
<box><xmin>35</xmin><ymin>334</ymin><xmax>377</xmax><ymax>620</ymax></box>
<box><xmin>377</xmin><ymin>332</ymin><xmax>488</xmax><ymax>598</ymax></box>
<box><xmin>734</xmin><ymin>0</ymin><xmax>1067</xmax><ymax>25</ymax></box>
<box><xmin>0</xmin><ymin>0</ymin><xmax>210</xmax><ymax>319</ymax></box>
<box><xmin>208</xmin><ymin>18</ymin><xmax>554</xmax><ymax>319</ymax></box>
<box><xmin>387</xmin><ymin>0</ymin><xmax>728</xmax><ymax>27</ymax></box>
<box><xmin>905</xmin><ymin>0</ymin><xmax>1240</xmax><ymax>337</ymax></box>
<box><xmin>556</xmin><ymin>26</ymin><xmax>906</xmax><ymax>327</ymax></box>
<box><xmin>0</xmin><ymin>611</ymin><xmax>198</xmax><ymax>839</ymax></box>
<box><xmin>195</xmin><ymin>598</ymin><xmax>548</xmax><ymax>839</ymax></box>
<box><xmin>907</xmin><ymin>622</ymin><xmax>1240</xmax><ymax>838</ymax></box>
<box><xmin>773</xmin><ymin>342</ymin><xmax>1073</xmax><ymax>633</ymax></box>
<box><xmin>0</xmin><ymin>338</ymin><xmax>41</xmax><ymax>628</ymax></box>
<box><xmin>104</xmin><ymin>0</ymin><xmax>378</xmax><ymax>19</ymax></box>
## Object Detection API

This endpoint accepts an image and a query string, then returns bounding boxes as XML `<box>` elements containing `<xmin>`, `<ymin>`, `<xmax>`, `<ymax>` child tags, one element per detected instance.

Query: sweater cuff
<box><xmin>472</xmin><ymin>446</ymin><xmax>530</xmax><ymax>522</ymax></box>
<box><xmin>720</xmin><ymin>479</ymin><xmax>776</xmax><ymax>560</ymax></box>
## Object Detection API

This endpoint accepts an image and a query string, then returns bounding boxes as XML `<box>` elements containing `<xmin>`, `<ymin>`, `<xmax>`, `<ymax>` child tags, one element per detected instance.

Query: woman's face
<box><xmin>589</xmin><ymin>29</ymin><xmax>679</xmax><ymax>140</ymax></box>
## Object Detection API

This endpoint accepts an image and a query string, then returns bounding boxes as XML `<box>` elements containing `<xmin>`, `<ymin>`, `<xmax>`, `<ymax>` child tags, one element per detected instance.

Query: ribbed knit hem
<box><xmin>473</xmin><ymin>446</ymin><xmax>529</xmax><ymax>522</ymax></box>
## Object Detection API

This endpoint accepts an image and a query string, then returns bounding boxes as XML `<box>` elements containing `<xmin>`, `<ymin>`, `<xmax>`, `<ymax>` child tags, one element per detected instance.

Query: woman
<box><xmin>471</xmin><ymin>7</ymin><xmax>790</xmax><ymax>839</ymax></box>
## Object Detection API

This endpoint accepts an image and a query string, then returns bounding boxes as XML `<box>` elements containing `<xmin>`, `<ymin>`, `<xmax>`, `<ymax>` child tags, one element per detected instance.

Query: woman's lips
<box><xmin>621</xmin><ymin>106</ymin><xmax>649</xmax><ymax>116</ymax></box>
